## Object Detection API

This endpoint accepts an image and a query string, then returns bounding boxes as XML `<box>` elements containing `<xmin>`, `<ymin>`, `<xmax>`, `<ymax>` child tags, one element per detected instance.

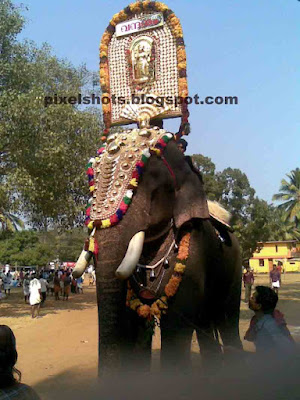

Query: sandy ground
<box><xmin>1</xmin><ymin>274</ymin><xmax>300</xmax><ymax>399</ymax></box>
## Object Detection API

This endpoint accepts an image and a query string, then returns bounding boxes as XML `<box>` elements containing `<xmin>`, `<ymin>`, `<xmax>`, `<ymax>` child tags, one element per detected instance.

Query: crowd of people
<box><xmin>242</xmin><ymin>263</ymin><xmax>282</xmax><ymax>303</ymax></box>
<box><xmin>0</xmin><ymin>265</ymin><xmax>97</xmax><ymax>318</ymax></box>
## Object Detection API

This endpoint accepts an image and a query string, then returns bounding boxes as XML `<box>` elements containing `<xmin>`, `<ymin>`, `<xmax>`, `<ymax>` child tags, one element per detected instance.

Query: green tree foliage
<box><xmin>191</xmin><ymin>154</ymin><xmax>223</xmax><ymax>200</ymax></box>
<box><xmin>0</xmin><ymin>0</ymin><xmax>103</xmax><ymax>230</ymax></box>
<box><xmin>0</xmin><ymin>231</ymin><xmax>53</xmax><ymax>266</ymax></box>
<box><xmin>272</xmin><ymin>168</ymin><xmax>300</xmax><ymax>222</ymax></box>
<box><xmin>0</xmin><ymin>229</ymin><xmax>86</xmax><ymax>266</ymax></box>
<box><xmin>192</xmin><ymin>154</ymin><xmax>300</xmax><ymax>259</ymax></box>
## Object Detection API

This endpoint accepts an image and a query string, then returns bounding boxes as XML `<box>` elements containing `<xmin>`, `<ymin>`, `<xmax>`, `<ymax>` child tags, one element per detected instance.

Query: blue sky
<box><xmin>17</xmin><ymin>0</ymin><xmax>300</xmax><ymax>202</ymax></box>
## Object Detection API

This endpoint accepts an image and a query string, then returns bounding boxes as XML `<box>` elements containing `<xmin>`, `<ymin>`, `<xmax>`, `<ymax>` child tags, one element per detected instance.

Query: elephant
<box><xmin>73</xmin><ymin>129</ymin><xmax>242</xmax><ymax>377</ymax></box>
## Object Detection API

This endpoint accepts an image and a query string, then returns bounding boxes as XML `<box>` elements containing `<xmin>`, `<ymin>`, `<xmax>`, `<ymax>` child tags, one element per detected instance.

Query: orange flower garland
<box><xmin>127</xmin><ymin>232</ymin><xmax>191</xmax><ymax>328</ymax></box>
<box><xmin>99</xmin><ymin>1</ymin><xmax>188</xmax><ymax>139</ymax></box>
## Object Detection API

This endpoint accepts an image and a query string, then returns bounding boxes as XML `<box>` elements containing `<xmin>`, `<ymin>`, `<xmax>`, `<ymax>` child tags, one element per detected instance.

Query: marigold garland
<box><xmin>99</xmin><ymin>1</ymin><xmax>189</xmax><ymax>138</ymax></box>
<box><xmin>127</xmin><ymin>232</ymin><xmax>191</xmax><ymax>329</ymax></box>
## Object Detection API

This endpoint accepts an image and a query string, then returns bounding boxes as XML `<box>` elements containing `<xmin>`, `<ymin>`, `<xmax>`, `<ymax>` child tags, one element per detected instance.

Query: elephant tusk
<box><xmin>115</xmin><ymin>231</ymin><xmax>145</xmax><ymax>280</ymax></box>
<box><xmin>72</xmin><ymin>250</ymin><xmax>93</xmax><ymax>278</ymax></box>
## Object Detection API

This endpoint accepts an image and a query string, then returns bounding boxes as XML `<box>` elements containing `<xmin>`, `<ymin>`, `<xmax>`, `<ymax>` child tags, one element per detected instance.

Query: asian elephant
<box><xmin>73</xmin><ymin>129</ymin><xmax>242</xmax><ymax>377</ymax></box>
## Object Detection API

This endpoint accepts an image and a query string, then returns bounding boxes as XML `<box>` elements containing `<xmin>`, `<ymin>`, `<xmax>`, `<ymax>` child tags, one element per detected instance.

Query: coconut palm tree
<box><xmin>272</xmin><ymin>168</ymin><xmax>300</xmax><ymax>222</ymax></box>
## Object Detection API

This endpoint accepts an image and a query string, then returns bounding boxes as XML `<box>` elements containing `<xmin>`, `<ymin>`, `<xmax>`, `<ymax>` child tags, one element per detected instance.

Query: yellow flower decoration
<box><xmin>100</xmin><ymin>51</ymin><xmax>107</xmax><ymax>58</ymax></box>
<box><xmin>173</xmin><ymin>26</ymin><xmax>183</xmax><ymax>38</ymax></box>
<box><xmin>178</xmin><ymin>62</ymin><xmax>186</xmax><ymax>70</ymax></box>
<box><xmin>129</xmin><ymin>178</ymin><xmax>138</xmax><ymax>187</ymax></box>
<box><xmin>100</xmin><ymin>69</ymin><xmax>107</xmax><ymax>79</ymax></box>
<box><xmin>129</xmin><ymin>2</ymin><xmax>142</xmax><ymax>13</ymax></box>
<box><xmin>110</xmin><ymin>13</ymin><xmax>119</xmax><ymax>27</ymax></box>
<box><xmin>174</xmin><ymin>262</ymin><xmax>186</xmax><ymax>274</ymax></box>
<box><xmin>101</xmin><ymin>219</ymin><xmax>111</xmax><ymax>229</ymax></box>
<box><xmin>150</xmin><ymin>302</ymin><xmax>161</xmax><ymax>318</ymax></box>
<box><xmin>137</xmin><ymin>305</ymin><xmax>151</xmax><ymax>318</ymax></box>
<box><xmin>179</xmin><ymin>78</ymin><xmax>188</xmax><ymax>97</ymax></box>
<box><xmin>177</xmin><ymin>47</ymin><xmax>187</xmax><ymax>63</ymax></box>
<box><xmin>101</xmin><ymin>31</ymin><xmax>111</xmax><ymax>46</ymax></box>
<box><xmin>126</xmin><ymin>233</ymin><xmax>191</xmax><ymax>326</ymax></box>
<box><xmin>156</xmin><ymin>297</ymin><xmax>168</xmax><ymax>310</ymax></box>
<box><xmin>150</xmin><ymin>148</ymin><xmax>161</xmax><ymax>156</ymax></box>
<box><xmin>142</xmin><ymin>0</ymin><xmax>151</xmax><ymax>10</ymax></box>
<box><xmin>155</xmin><ymin>2</ymin><xmax>169</xmax><ymax>12</ymax></box>
<box><xmin>102</xmin><ymin>104</ymin><xmax>111</xmax><ymax>114</ymax></box>
<box><xmin>100</xmin><ymin>44</ymin><xmax>108</xmax><ymax>53</ymax></box>
<box><xmin>89</xmin><ymin>185</ymin><xmax>95</xmax><ymax>192</ymax></box>
<box><xmin>130</xmin><ymin>298</ymin><xmax>142</xmax><ymax>311</ymax></box>
<box><xmin>87</xmin><ymin>221</ymin><xmax>94</xmax><ymax>230</ymax></box>
<box><xmin>100</xmin><ymin>78</ymin><xmax>107</xmax><ymax>87</ymax></box>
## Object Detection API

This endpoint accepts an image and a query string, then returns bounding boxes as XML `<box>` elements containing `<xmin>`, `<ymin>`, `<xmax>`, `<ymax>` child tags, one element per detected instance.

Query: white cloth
<box><xmin>39</xmin><ymin>278</ymin><xmax>48</xmax><ymax>292</ymax></box>
<box><xmin>272</xmin><ymin>280</ymin><xmax>280</xmax><ymax>288</ymax></box>
<box><xmin>29</xmin><ymin>279</ymin><xmax>41</xmax><ymax>305</ymax></box>
<box><xmin>3</xmin><ymin>275</ymin><xmax>11</xmax><ymax>290</ymax></box>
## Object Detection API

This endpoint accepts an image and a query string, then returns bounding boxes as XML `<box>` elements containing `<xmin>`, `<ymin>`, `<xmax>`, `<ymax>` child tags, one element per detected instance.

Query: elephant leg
<box><xmin>196</xmin><ymin>325</ymin><xmax>223</xmax><ymax>374</ymax></box>
<box><xmin>120</xmin><ymin>309</ymin><xmax>152</xmax><ymax>373</ymax></box>
<box><xmin>160</xmin><ymin>313</ymin><xmax>194</xmax><ymax>373</ymax></box>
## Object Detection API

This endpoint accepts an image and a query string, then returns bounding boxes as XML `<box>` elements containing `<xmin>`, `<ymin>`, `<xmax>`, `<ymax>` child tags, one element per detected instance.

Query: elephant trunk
<box><xmin>95</xmin><ymin>227</ymin><xmax>142</xmax><ymax>376</ymax></box>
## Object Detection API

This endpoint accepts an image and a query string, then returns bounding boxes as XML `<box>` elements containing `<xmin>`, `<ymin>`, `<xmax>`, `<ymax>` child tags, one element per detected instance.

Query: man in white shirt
<box><xmin>29</xmin><ymin>274</ymin><xmax>42</xmax><ymax>318</ymax></box>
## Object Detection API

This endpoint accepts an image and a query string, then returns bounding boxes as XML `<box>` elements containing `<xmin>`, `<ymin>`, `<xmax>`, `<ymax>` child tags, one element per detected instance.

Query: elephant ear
<box><xmin>173</xmin><ymin>157</ymin><xmax>210</xmax><ymax>228</ymax></box>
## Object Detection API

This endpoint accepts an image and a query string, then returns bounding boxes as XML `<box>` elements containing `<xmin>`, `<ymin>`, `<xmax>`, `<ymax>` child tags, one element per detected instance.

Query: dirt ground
<box><xmin>1</xmin><ymin>273</ymin><xmax>300</xmax><ymax>399</ymax></box>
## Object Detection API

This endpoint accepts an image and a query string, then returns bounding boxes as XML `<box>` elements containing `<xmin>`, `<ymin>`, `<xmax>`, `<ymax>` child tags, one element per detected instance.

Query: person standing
<box><xmin>270</xmin><ymin>264</ymin><xmax>281</xmax><ymax>295</ymax></box>
<box><xmin>63</xmin><ymin>272</ymin><xmax>71</xmax><ymax>301</ymax></box>
<box><xmin>76</xmin><ymin>276</ymin><xmax>83</xmax><ymax>294</ymax></box>
<box><xmin>19</xmin><ymin>268</ymin><xmax>24</xmax><ymax>284</ymax></box>
<box><xmin>3</xmin><ymin>272</ymin><xmax>12</xmax><ymax>296</ymax></box>
<box><xmin>53</xmin><ymin>271</ymin><xmax>61</xmax><ymax>301</ymax></box>
<box><xmin>39</xmin><ymin>274</ymin><xmax>48</xmax><ymax>304</ymax></box>
<box><xmin>29</xmin><ymin>275</ymin><xmax>42</xmax><ymax>318</ymax></box>
<box><xmin>71</xmin><ymin>275</ymin><xmax>77</xmax><ymax>294</ymax></box>
<box><xmin>243</xmin><ymin>266</ymin><xmax>254</xmax><ymax>303</ymax></box>
<box><xmin>23</xmin><ymin>274</ymin><xmax>30</xmax><ymax>303</ymax></box>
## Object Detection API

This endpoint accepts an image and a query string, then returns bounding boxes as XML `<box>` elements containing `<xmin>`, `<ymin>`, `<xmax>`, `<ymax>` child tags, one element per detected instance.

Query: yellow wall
<box><xmin>249</xmin><ymin>242</ymin><xmax>300</xmax><ymax>273</ymax></box>
<box><xmin>250</xmin><ymin>258</ymin><xmax>300</xmax><ymax>273</ymax></box>
<box><xmin>254</xmin><ymin>243</ymin><xmax>292</xmax><ymax>258</ymax></box>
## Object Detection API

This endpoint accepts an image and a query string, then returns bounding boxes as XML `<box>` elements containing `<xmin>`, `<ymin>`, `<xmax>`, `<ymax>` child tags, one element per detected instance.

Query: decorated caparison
<box><xmin>73</xmin><ymin>2</ymin><xmax>242</xmax><ymax>370</ymax></box>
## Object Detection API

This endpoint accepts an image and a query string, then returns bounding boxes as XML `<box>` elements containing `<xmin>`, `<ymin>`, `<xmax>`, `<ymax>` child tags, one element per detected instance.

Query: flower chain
<box><xmin>126</xmin><ymin>232</ymin><xmax>191</xmax><ymax>329</ymax></box>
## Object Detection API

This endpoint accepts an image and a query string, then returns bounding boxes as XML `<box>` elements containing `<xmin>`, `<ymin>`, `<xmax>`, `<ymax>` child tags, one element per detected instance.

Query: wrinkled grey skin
<box><xmin>93</xmin><ymin>139</ymin><xmax>242</xmax><ymax>376</ymax></box>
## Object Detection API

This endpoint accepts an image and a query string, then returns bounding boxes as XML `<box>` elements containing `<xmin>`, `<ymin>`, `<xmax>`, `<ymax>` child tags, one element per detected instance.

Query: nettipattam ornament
<box><xmin>99</xmin><ymin>1</ymin><xmax>190</xmax><ymax>141</ymax></box>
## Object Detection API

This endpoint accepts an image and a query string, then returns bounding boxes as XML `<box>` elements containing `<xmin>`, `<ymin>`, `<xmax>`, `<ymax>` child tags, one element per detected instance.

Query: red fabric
<box><xmin>161</xmin><ymin>156</ymin><xmax>177</xmax><ymax>187</ymax></box>
<box><xmin>132</xmin><ymin>170</ymin><xmax>139</xmax><ymax>180</ymax></box>
<box><xmin>157</xmin><ymin>138</ymin><xmax>167</xmax><ymax>147</ymax></box>
<box><xmin>110</xmin><ymin>214</ymin><xmax>119</xmax><ymax>225</ymax></box>
<box><xmin>119</xmin><ymin>201</ymin><xmax>128</xmax><ymax>213</ymax></box>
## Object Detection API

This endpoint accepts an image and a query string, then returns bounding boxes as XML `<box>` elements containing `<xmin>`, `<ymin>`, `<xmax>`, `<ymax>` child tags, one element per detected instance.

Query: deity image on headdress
<box><xmin>130</xmin><ymin>36</ymin><xmax>155</xmax><ymax>84</ymax></box>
